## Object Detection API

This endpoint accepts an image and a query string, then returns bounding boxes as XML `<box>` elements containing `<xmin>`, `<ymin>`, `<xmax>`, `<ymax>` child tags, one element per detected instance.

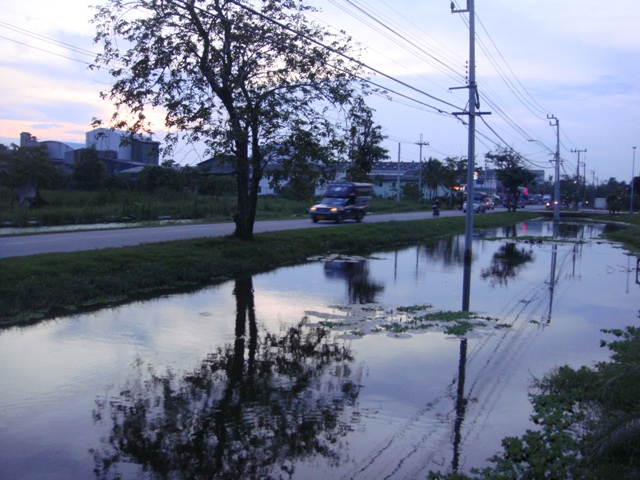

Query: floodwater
<box><xmin>1</xmin><ymin>220</ymin><xmax>639</xmax><ymax>479</ymax></box>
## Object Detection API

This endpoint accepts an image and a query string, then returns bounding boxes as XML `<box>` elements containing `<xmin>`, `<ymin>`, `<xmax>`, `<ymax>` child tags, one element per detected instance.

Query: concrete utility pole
<box><xmin>396</xmin><ymin>142</ymin><xmax>401</xmax><ymax>202</ymax></box>
<box><xmin>582</xmin><ymin>162</ymin><xmax>587</xmax><ymax>205</ymax></box>
<box><xmin>548</xmin><ymin>115</ymin><xmax>561</xmax><ymax>222</ymax></box>
<box><xmin>571</xmin><ymin>148</ymin><xmax>586</xmax><ymax>207</ymax></box>
<box><xmin>631</xmin><ymin>146</ymin><xmax>637</xmax><ymax>213</ymax></box>
<box><xmin>416</xmin><ymin>134</ymin><xmax>429</xmax><ymax>202</ymax></box>
<box><xmin>451</xmin><ymin>0</ymin><xmax>489</xmax><ymax>265</ymax></box>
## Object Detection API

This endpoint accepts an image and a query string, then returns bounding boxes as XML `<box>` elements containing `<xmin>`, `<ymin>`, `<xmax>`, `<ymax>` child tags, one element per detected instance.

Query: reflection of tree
<box><xmin>324</xmin><ymin>260</ymin><xmax>384</xmax><ymax>304</ymax></box>
<box><xmin>93</xmin><ymin>276</ymin><xmax>361</xmax><ymax>480</ymax></box>
<box><xmin>421</xmin><ymin>236</ymin><xmax>468</xmax><ymax>269</ymax></box>
<box><xmin>480</xmin><ymin>242</ymin><xmax>535</xmax><ymax>287</ymax></box>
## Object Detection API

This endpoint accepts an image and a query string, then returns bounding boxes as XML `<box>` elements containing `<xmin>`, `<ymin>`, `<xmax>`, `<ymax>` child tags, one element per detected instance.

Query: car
<box><xmin>481</xmin><ymin>197</ymin><xmax>495</xmax><ymax>210</ymax></box>
<box><xmin>309</xmin><ymin>182</ymin><xmax>372</xmax><ymax>223</ymax></box>
<box><xmin>462</xmin><ymin>201</ymin><xmax>486</xmax><ymax>213</ymax></box>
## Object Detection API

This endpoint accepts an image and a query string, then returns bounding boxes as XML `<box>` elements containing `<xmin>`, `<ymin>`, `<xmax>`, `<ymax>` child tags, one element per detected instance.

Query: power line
<box><xmin>204</xmin><ymin>0</ymin><xmax>465</xmax><ymax>112</ymax></box>
<box><xmin>0</xmin><ymin>34</ymin><xmax>94</xmax><ymax>66</ymax></box>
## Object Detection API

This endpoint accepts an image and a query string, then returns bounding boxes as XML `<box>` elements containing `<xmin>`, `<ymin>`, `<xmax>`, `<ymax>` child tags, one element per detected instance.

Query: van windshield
<box><xmin>321</xmin><ymin>197</ymin><xmax>347</xmax><ymax>206</ymax></box>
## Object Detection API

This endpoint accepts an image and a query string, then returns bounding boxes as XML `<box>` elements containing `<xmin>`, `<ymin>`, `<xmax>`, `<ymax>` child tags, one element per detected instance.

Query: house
<box><xmin>369</xmin><ymin>161</ymin><xmax>448</xmax><ymax>199</ymax></box>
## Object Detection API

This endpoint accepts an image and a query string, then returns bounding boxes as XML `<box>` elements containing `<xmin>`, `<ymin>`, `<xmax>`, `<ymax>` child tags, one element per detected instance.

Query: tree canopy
<box><xmin>93</xmin><ymin>0</ymin><xmax>371</xmax><ymax>239</ymax></box>
<box><xmin>485</xmin><ymin>148</ymin><xmax>537</xmax><ymax>211</ymax></box>
<box><xmin>0</xmin><ymin>144</ymin><xmax>62</xmax><ymax>200</ymax></box>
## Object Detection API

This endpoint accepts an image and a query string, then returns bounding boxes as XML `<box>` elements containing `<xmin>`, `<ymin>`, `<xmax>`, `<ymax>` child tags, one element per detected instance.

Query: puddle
<box><xmin>1</xmin><ymin>220</ymin><xmax>639</xmax><ymax>479</ymax></box>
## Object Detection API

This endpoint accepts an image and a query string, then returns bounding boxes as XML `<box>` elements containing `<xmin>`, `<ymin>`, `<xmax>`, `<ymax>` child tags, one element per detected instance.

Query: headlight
<box><xmin>310</xmin><ymin>206</ymin><xmax>316</xmax><ymax>211</ymax></box>
<box><xmin>330</xmin><ymin>207</ymin><xmax>338</xmax><ymax>212</ymax></box>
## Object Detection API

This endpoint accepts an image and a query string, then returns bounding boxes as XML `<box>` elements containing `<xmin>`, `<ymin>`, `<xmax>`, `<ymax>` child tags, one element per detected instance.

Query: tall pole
<box><xmin>631</xmin><ymin>146</ymin><xmax>637</xmax><ymax>213</ymax></box>
<box><xmin>416</xmin><ymin>134</ymin><xmax>429</xmax><ymax>202</ymax></box>
<box><xmin>548</xmin><ymin>115</ymin><xmax>560</xmax><ymax>222</ymax></box>
<box><xmin>452</xmin><ymin>0</ymin><xmax>477</xmax><ymax>266</ymax></box>
<box><xmin>582</xmin><ymin>161</ymin><xmax>587</xmax><ymax>205</ymax></box>
<box><xmin>396</xmin><ymin>142</ymin><xmax>401</xmax><ymax>202</ymax></box>
<box><xmin>571</xmin><ymin>148</ymin><xmax>586</xmax><ymax>207</ymax></box>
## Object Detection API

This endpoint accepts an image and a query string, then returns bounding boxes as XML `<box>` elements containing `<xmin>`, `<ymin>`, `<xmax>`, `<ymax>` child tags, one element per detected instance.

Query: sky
<box><xmin>1</xmin><ymin>0</ymin><xmax>639</xmax><ymax>184</ymax></box>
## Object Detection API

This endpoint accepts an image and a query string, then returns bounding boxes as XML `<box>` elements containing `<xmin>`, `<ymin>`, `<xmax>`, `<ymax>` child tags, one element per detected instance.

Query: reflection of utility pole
<box><xmin>452</xmin><ymin>338</ymin><xmax>468</xmax><ymax>473</ymax></box>
<box><xmin>548</xmin><ymin>115</ymin><xmax>561</xmax><ymax>222</ymax></box>
<box><xmin>416</xmin><ymin>135</ymin><xmax>429</xmax><ymax>202</ymax></box>
<box><xmin>546</xmin><ymin>244</ymin><xmax>558</xmax><ymax>325</ymax></box>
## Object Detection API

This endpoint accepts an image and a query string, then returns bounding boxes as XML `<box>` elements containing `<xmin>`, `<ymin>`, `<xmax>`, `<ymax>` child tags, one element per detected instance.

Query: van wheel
<box><xmin>312</xmin><ymin>216</ymin><xmax>318</xmax><ymax>223</ymax></box>
<box><xmin>356</xmin><ymin>211</ymin><xmax>363</xmax><ymax>222</ymax></box>
<box><xmin>336</xmin><ymin>214</ymin><xmax>343</xmax><ymax>224</ymax></box>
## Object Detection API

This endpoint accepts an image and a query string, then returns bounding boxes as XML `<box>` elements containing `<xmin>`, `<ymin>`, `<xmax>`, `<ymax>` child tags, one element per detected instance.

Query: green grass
<box><xmin>0</xmin><ymin>187</ymin><xmax>433</xmax><ymax>227</ymax></box>
<box><xmin>0</xmin><ymin>211</ymin><xmax>538</xmax><ymax>326</ymax></box>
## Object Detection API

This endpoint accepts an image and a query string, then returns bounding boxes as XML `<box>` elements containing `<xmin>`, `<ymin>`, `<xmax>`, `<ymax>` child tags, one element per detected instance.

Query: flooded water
<box><xmin>1</xmin><ymin>220</ymin><xmax>639</xmax><ymax>479</ymax></box>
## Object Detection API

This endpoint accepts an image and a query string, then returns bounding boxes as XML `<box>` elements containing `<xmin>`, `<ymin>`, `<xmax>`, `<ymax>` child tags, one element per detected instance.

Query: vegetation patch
<box><xmin>429</xmin><ymin>326</ymin><xmax>640</xmax><ymax>480</ymax></box>
<box><xmin>306</xmin><ymin>304</ymin><xmax>506</xmax><ymax>339</ymax></box>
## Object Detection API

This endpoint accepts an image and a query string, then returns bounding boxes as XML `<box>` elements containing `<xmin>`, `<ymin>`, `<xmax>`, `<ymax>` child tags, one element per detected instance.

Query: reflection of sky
<box><xmin>1</xmin><ymin>221</ymin><xmax>639</xmax><ymax>479</ymax></box>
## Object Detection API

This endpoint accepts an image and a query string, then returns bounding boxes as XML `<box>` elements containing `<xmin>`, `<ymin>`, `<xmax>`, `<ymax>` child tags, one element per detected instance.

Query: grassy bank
<box><xmin>0</xmin><ymin>187</ymin><xmax>433</xmax><ymax>227</ymax></box>
<box><xmin>597</xmin><ymin>213</ymin><xmax>640</xmax><ymax>254</ymax></box>
<box><xmin>0</xmin><ymin>211</ymin><xmax>538</xmax><ymax>326</ymax></box>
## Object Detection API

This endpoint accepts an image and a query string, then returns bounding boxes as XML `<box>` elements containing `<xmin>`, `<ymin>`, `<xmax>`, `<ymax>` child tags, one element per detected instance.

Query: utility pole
<box><xmin>631</xmin><ymin>146</ymin><xmax>637</xmax><ymax>213</ymax></box>
<box><xmin>416</xmin><ymin>134</ymin><xmax>429</xmax><ymax>202</ymax></box>
<box><xmin>451</xmin><ymin>0</ymin><xmax>490</xmax><ymax>266</ymax></box>
<box><xmin>396</xmin><ymin>142</ymin><xmax>401</xmax><ymax>203</ymax></box>
<box><xmin>548</xmin><ymin>115</ymin><xmax>560</xmax><ymax>222</ymax></box>
<box><xmin>582</xmin><ymin>162</ymin><xmax>587</xmax><ymax>205</ymax></box>
<box><xmin>571</xmin><ymin>148</ymin><xmax>586</xmax><ymax>207</ymax></box>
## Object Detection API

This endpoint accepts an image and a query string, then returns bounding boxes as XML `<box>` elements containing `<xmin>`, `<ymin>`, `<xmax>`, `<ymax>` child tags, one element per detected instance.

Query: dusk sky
<box><xmin>1</xmin><ymin>0</ymin><xmax>639</xmax><ymax>184</ymax></box>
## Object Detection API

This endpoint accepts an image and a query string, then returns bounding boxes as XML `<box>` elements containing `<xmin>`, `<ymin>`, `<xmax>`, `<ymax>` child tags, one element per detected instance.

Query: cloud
<box><xmin>28</xmin><ymin>124</ymin><xmax>64</xmax><ymax>132</ymax></box>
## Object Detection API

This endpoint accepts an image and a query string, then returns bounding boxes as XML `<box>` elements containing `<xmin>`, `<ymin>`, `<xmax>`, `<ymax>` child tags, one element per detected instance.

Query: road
<box><xmin>0</xmin><ymin>207</ymin><xmax>538</xmax><ymax>259</ymax></box>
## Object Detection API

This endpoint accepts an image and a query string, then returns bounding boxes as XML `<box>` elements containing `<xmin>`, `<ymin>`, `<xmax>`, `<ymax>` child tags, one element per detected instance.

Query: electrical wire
<box><xmin>209</xmin><ymin>0</ymin><xmax>466</xmax><ymax>113</ymax></box>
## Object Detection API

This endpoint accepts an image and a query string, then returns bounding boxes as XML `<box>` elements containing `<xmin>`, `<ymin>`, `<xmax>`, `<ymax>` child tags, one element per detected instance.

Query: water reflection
<box><xmin>480</xmin><ymin>242</ymin><xmax>536</xmax><ymax>287</ymax></box>
<box><xmin>92</xmin><ymin>276</ymin><xmax>361</xmax><ymax>480</ymax></box>
<box><xmin>324</xmin><ymin>260</ymin><xmax>384</xmax><ymax>304</ymax></box>
<box><xmin>5</xmin><ymin>221</ymin><xmax>640</xmax><ymax>480</ymax></box>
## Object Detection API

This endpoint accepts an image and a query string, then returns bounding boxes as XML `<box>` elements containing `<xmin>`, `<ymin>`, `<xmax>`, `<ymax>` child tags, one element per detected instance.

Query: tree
<box><xmin>0</xmin><ymin>144</ymin><xmax>61</xmax><ymax>190</ymax></box>
<box><xmin>265</xmin><ymin>123</ymin><xmax>331</xmax><ymax>200</ymax></box>
<box><xmin>485</xmin><ymin>148</ymin><xmax>536</xmax><ymax>212</ymax></box>
<box><xmin>422</xmin><ymin>157</ymin><xmax>444</xmax><ymax>200</ymax></box>
<box><xmin>344</xmin><ymin>97</ymin><xmax>389</xmax><ymax>182</ymax></box>
<box><xmin>0</xmin><ymin>144</ymin><xmax>62</xmax><ymax>207</ymax></box>
<box><xmin>93</xmin><ymin>0</ymin><xmax>369</xmax><ymax>240</ymax></box>
<box><xmin>72</xmin><ymin>147</ymin><xmax>106</xmax><ymax>190</ymax></box>
<box><xmin>440</xmin><ymin>156</ymin><xmax>467</xmax><ymax>209</ymax></box>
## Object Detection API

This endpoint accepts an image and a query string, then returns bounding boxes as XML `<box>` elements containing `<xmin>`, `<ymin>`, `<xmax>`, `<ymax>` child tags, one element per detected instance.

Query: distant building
<box><xmin>19</xmin><ymin>132</ymin><xmax>82</xmax><ymax>173</ymax></box>
<box><xmin>17</xmin><ymin>129</ymin><xmax>160</xmax><ymax>174</ymax></box>
<box><xmin>369</xmin><ymin>161</ymin><xmax>447</xmax><ymax>199</ymax></box>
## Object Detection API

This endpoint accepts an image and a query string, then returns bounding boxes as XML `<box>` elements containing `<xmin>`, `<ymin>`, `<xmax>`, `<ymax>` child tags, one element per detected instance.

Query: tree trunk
<box><xmin>233</xmin><ymin>132</ymin><xmax>255</xmax><ymax>240</ymax></box>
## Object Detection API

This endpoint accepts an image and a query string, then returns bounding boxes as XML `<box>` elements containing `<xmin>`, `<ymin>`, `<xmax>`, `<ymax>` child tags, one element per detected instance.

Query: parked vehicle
<box><xmin>309</xmin><ymin>182</ymin><xmax>373</xmax><ymax>223</ymax></box>
<box><xmin>462</xmin><ymin>201</ymin><xmax>486</xmax><ymax>214</ymax></box>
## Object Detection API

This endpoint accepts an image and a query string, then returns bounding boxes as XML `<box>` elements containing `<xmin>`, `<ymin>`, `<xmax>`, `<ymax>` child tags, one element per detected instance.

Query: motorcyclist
<box><xmin>432</xmin><ymin>199</ymin><xmax>441</xmax><ymax>217</ymax></box>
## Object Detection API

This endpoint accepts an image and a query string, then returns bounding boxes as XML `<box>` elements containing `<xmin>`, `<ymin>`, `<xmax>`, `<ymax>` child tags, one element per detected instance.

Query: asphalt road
<box><xmin>0</xmin><ymin>206</ymin><xmax>535</xmax><ymax>259</ymax></box>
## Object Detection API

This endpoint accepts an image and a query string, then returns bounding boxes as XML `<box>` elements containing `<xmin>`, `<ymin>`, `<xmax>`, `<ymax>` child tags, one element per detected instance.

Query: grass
<box><xmin>0</xmin><ymin>211</ymin><xmax>538</xmax><ymax>326</ymax></box>
<box><xmin>0</xmin><ymin>187</ymin><xmax>432</xmax><ymax>227</ymax></box>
